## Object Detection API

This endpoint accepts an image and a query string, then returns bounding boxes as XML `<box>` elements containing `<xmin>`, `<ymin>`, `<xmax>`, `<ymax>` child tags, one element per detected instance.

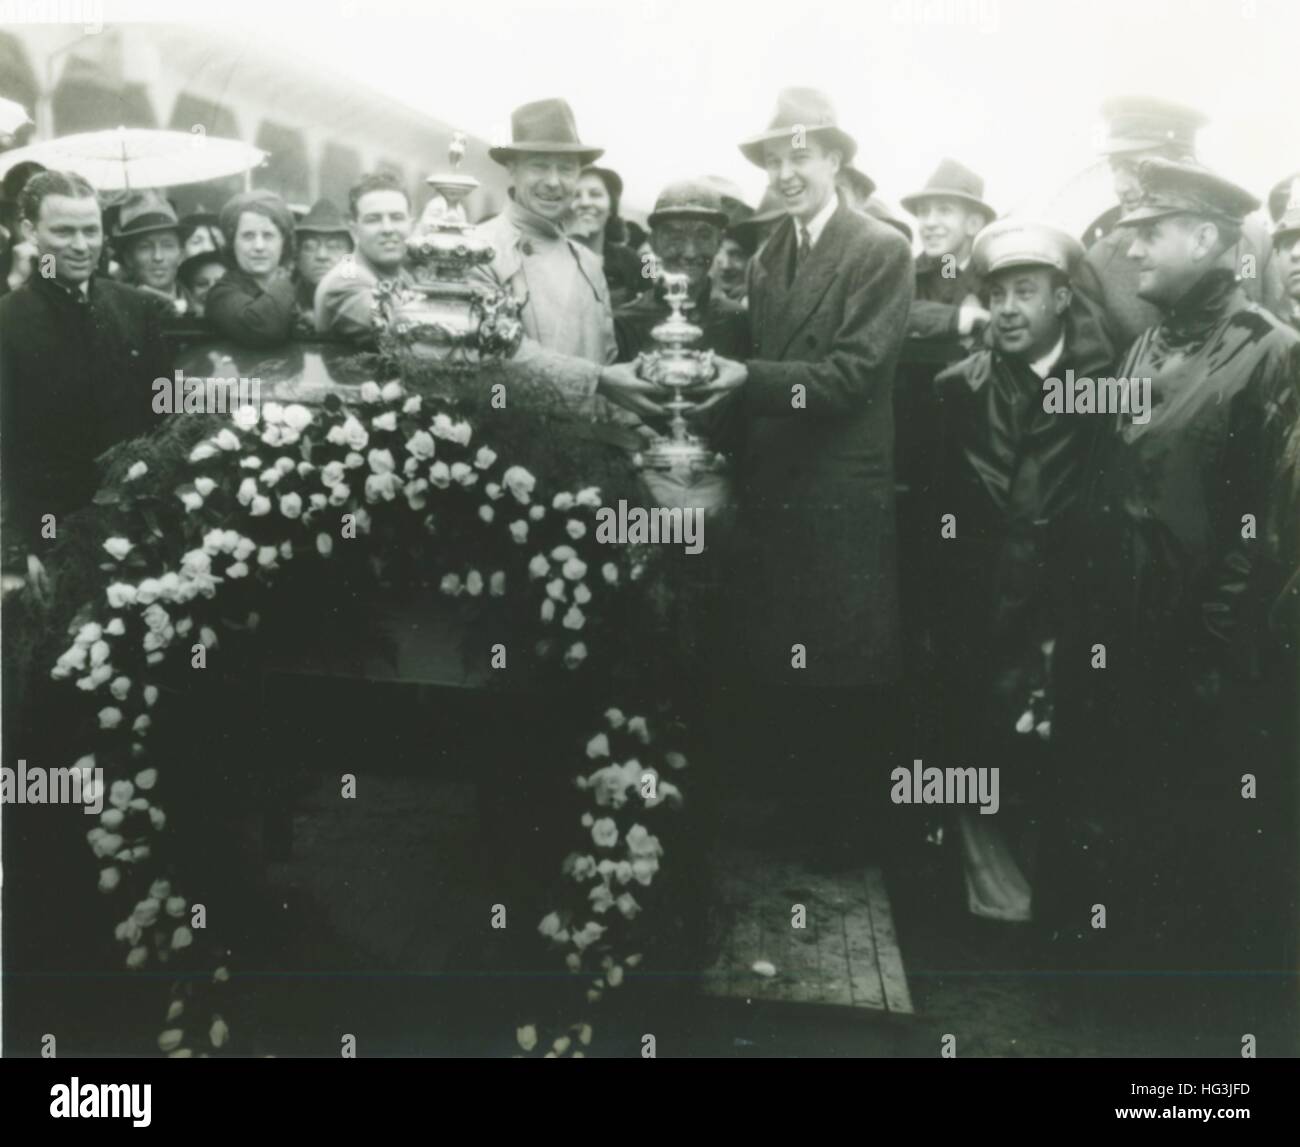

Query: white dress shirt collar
<box><xmin>1029</xmin><ymin>333</ymin><xmax>1066</xmax><ymax>380</ymax></box>
<box><xmin>800</xmin><ymin>191</ymin><xmax>840</xmax><ymax>249</ymax></box>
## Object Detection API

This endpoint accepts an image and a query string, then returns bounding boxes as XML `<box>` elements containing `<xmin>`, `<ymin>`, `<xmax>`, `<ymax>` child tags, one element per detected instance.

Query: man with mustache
<box><xmin>1075</xmin><ymin>96</ymin><xmax>1283</xmax><ymax>355</ymax></box>
<box><xmin>0</xmin><ymin>170</ymin><xmax>171</xmax><ymax>574</ymax></box>
<box><xmin>314</xmin><ymin>172</ymin><xmax>415</xmax><ymax>347</ymax></box>
<box><xmin>931</xmin><ymin>221</ymin><xmax>1113</xmax><ymax>921</ymax></box>
<box><xmin>689</xmin><ymin>88</ymin><xmax>915</xmax><ymax>868</ymax></box>
<box><xmin>1047</xmin><ymin>158</ymin><xmax>1300</xmax><ymax>975</ymax></box>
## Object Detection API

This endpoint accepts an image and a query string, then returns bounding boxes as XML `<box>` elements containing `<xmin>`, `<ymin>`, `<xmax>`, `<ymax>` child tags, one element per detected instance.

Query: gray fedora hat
<box><xmin>489</xmin><ymin>98</ymin><xmax>604</xmax><ymax>166</ymax></box>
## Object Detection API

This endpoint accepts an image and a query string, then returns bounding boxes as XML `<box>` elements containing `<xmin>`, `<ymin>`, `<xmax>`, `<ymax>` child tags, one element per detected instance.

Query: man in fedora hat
<box><xmin>1047</xmin><ymin>158</ymin><xmax>1300</xmax><ymax>974</ymax></box>
<box><xmin>1075</xmin><ymin>96</ymin><xmax>1283</xmax><ymax>354</ymax></box>
<box><xmin>469</xmin><ymin>98</ymin><xmax>667</xmax><ymax>426</ymax></box>
<box><xmin>293</xmin><ymin>197</ymin><xmax>353</xmax><ymax>313</ymax></box>
<box><xmin>931</xmin><ymin>221</ymin><xmax>1114</xmax><ymax>923</ymax></box>
<box><xmin>894</xmin><ymin>159</ymin><xmax>997</xmax><ymax>724</ymax></box>
<box><xmin>689</xmin><ymin>87</ymin><xmax>915</xmax><ymax>866</ymax></box>
<box><xmin>1269</xmin><ymin>172</ymin><xmax>1300</xmax><ymax>331</ymax></box>
<box><xmin>114</xmin><ymin>189</ymin><xmax>187</xmax><ymax>315</ymax></box>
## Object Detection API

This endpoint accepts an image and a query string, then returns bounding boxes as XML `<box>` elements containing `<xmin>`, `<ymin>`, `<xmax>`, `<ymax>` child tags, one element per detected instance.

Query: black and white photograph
<box><xmin>0</xmin><ymin>0</ymin><xmax>1297</xmax><ymax>1109</ymax></box>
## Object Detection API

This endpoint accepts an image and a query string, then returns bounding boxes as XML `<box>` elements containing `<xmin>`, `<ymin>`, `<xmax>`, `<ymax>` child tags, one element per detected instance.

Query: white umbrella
<box><xmin>0</xmin><ymin>96</ymin><xmax>33</xmax><ymax>137</ymax></box>
<box><xmin>0</xmin><ymin>127</ymin><xmax>267</xmax><ymax>191</ymax></box>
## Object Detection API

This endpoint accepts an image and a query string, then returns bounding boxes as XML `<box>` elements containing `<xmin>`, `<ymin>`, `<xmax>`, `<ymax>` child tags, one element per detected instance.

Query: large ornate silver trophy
<box><xmin>373</xmin><ymin>134</ymin><xmax>523</xmax><ymax>369</ymax></box>
<box><xmin>633</xmin><ymin>271</ymin><xmax>725</xmax><ymax>473</ymax></box>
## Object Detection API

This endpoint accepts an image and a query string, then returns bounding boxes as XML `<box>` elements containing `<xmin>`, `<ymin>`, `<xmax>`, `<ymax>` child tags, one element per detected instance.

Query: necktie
<box><xmin>790</xmin><ymin>225</ymin><xmax>811</xmax><ymax>286</ymax></box>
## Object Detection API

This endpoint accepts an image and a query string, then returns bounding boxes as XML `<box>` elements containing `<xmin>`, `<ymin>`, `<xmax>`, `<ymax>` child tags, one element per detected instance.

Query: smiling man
<box><xmin>1268</xmin><ymin>173</ymin><xmax>1300</xmax><ymax>332</ymax></box>
<box><xmin>932</xmin><ymin>222</ymin><xmax>1112</xmax><ymax>861</ymax></box>
<box><xmin>1074</xmin><ymin>96</ymin><xmax>1283</xmax><ymax>357</ymax></box>
<box><xmin>687</xmin><ymin>88</ymin><xmax>915</xmax><ymax>869</ymax></box>
<box><xmin>1047</xmin><ymin>158</ymin><xmax>1300</xmax><ymax>972</ymax></box>
<box><xmin>314</xmin><ymin>172</ymin><xmax>415</xmax><ymax>346</ymax></box>
<box><xmin>0</xmin><ymin>170</ymin><xmax>171</xmax><ymax>565</ymax></box>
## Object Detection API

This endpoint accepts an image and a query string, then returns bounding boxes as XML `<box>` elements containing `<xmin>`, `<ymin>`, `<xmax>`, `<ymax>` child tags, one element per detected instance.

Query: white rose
<box><xmin>283</xmin><ymin>404</ymin><xmax>312</xmax><ymax>431</ymax></box>
<box><xmin>321</xmin><ymin>460</ymin><xmax>346</xmax><ymax>486</ymax></box>
<box><xmin>280</xmin><ymin>541</ymin><xmax>294</xmax><ymax>561</ymax></box>
<box><xmin>381</xmin><ymin>380</ymin><xmax>404</xmax><ymax>402</ymax></box>
<box><xmin>99</xmin><ymin>707</ymin><xmax>123</xmax><ymax>729</ymax></box>
<box><xmin>189</xmin><ymin>443</ymin><xmax>217</xmax><ymax>463</ymax></box>
<box><xmin>126</xmin><ymin>946</ymin><xmax>148</xmax><ymax>969</ymax></box>
<box><xmin>564</xmin><ymin>642</ymin><xmax>588</xmax><ymax>669</ymax></box>
<box><xmin>345</xmin><ymin>451</ymin><xmax>365</xmax><ymax>469</ymax></box>
<box><xmin>103</xmin><ymin>537</ymin><xmax>133</xmax><ymax>560</ymax></box>
<box><xmin>478</xmin><ymin>504</ymin><xmax>495</xmax><ymax>524</ymax></box>
<box><xmin>179</xmin><ymin>490</ymin><xmax>203</xmax><ymax>514</ymax></box>
<box><xmin>602</xmin><ymin>562</ymin><xmax>619</xmax><ymax>585</ymax></box>
<box><xmin>552</xmin><ymin>492</ymin><xmax>575</xmax><ymax>511</ymax></box>
<box><xmin>89</xmin><ymin>640</ymin><xmax>110</xmax><ymax>666</ymax></box>
<box><xmin>240</xmin><ymin>455</ymin><xmax>263</xmax><ymax>469</ymax></box>
<box><xmin>126</xmin><ymin>461</ymin><xmax>148</xmax><ymax>481</ymax></box>
<box><xmin>586</xmin><ymin>733</ymin><xmax>609</xmax><ymax>758</ymax></box>
<box><xmin>439</xmin><ymin>573</ymin><xmax>462</xmax><ymax>596</ymax></box>
<box><xmin>328</xmin><ymin>483</ymin><xmax>351</xmax><ymax>507</ymax></box>
<box><xmin>214</xmin><ymin>428</ymin><xmax>241</xmax><ymax>451</ymax></box>
<box><xmin>566</xmin><ymin>519</ymin><xmax>587</xmax><ymax>541</ymax></box>
<box><xmin>474</xmin><ymin>446</ymin><xmax>498</xmax><ymax>470</ymax></box>
<box><xmin>403</xmin><ymin>396</ymin><xmax>422</xmax><ymax>414</ymax></box>
<box><xmin>105</xmin><ymin>618</ymin><xmax>126</xmax><ymax>636</ymax></box>
<box><xmin>466</xmin><ymin>570</ymin><xmax>484</xmax><ymax>597</ymax></box>
<box><xmin>199</xmin><ymin>626</ymin><xmax>218</xmax><ymax>648</ymax></box>
<box><xmin>529</xmin><ymin>504</ymin><xmax>546</xmax><ymax>521</ymax></box>
<box><xmin>279</xmin><ymin>492</ymin><xmax>303</xmax><ymax>519</ymax></box>
<box><xmin>101</xmin><ymin>808</ymin><xmax>124</xmax><ymax>829</ymax></box>
<box><xmin>485</xmin><ymin>482</ymin><xmax>503</xmax><ymax>501</ymax></box>
<box><xmin>489</xmin><ymin>571</ymin><xmax>506</xmax><ymax>596</ymax></box>
<box><xmin>562</xmin><ymin>605</ymin><xmax>585</xmax><ymax>631</ymax></box>
<box><xmin>528</xmin><ymin>554</ymin><xmax>550</xmax><ymax>579</ymax></box>
<box><xmin>237</xmin><ymin>477</ymin><xmax>257</xmax><ymax>506</ymax></box>
<box><xmin>98</xmin><ymin>866</ymin><xmax>121</xmax><ymax>893</ymax></box>
<box><xmin>225</xmin><ymin>561</ymin><xmax>249</xmax><ymax>579</ymax></box>
<box><xmin>110</xmin><ymin>676</ymin><xmax>131</xmax><ymax>701</ymax></box>
<box><xmin>576</xmin><ymin>487</ymin><xmax>602</xmax><ymax>508</ymax></box>
<box><xmin>135</xmin><ymin>578</ymin><xmax>161</xmax><ymax>605</ymax></box>
<box><xmin>592</xmin><ymin>817</ymin><xmax>619</xmax><ymax>848</ymax></box>
<box><xmin>342</xmin><ymin>417</ymin><xmax>369</xmax><ymax>450</ymax></box>
<box><xmin>503</xmin><ymin>466</ymin><xmax>536</xmax><ymax>503</ymax></box>
<box><xmin>574</xmin><ymin>583</ymin><xmax>592</xmax><ymax>605</ymax></box>
<box><xmin>428</xmin><ymin>461</ymin><xmax>451</xmax><ymax>489</ymax></box>
<box><xmin>259</xmin><ymin>467</ymin><xmax>281</xmax><ymax>488</ymax></box>
<box><xmin>360</xmin><ymin>380</ymin><xmax>382</xmax><ymax>403</ymax></box>
<box><xmin>540</xmin><ymin>598</ymin><xmax>556</xmax><ymax>623</ymax></box>
<box><xmin>252</xmin><ymin>495</ymin><xmax>273</xmax><ymax>517</ymax></box>
<box><xmin>509</xmin><ymin>520</ymin><xmax>528</xmax><ymax>544</ymax></box>
<box><xmin>258</xmin><ymin>546</ymin><xmax>278</xmax><ymax>568</ymax></box>
<box><xmin>317</xmin><ymin>533</ymin><xmax>334</xmax><ymax>557</ymax></box>
<box><xmin>135</xmin><ymin>767</ymin><xmax>158</xmax><ymax>790</ymax></box>
<box><xmin>405</xmin><ymin>430</ymin><xmax>436</xmax><ymax>460</ymax></box>
<box><xmin>371</xmin><ymin>411</ymin><xmax>397</xmax><ymax>432</ymax></box>
<box><xmin>105</xmin><ymin>580</ymin><xmax>135</xmax><ymax>608</ymax></box>
<box><xmin>232</xmin><ymin>404</ymin><xmax>259</xmax><ymax>431</ymax></box>
<box><xmin>367</xmin><ymin>448</ymin><xmax>395</xmax><ymax>475</ymax></box>
<box><xmin>562</xmin><ymin>557</ymin><xmax>588</xmax><ymax>582</ymax></box>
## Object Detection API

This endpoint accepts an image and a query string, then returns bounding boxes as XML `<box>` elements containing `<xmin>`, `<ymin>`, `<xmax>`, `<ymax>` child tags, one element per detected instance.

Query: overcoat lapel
<box><xmin>758</xmin><ymin>202</ymin><xmax>852</xmax><ymax>359</ymax></box>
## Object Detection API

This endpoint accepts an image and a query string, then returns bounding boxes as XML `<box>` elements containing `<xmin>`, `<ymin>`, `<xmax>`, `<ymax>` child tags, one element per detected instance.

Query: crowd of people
<box><xmin>1</xmin><ymin>87</ymin><xmax>1298</xmax><ymax>976</ymax></box>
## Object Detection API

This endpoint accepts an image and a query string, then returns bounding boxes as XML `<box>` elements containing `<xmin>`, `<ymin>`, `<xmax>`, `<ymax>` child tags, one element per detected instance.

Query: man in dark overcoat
<box><xmin>1047</xmin><ymin>158</ymin><xmax>1300</xmax><ymax>974</ymax></box>
<box><xmin>696</xmin><ymin>88</ymin><xmax>915</xmax><ymax>865</ymax></box>
<box><xmin>0</xmin><ymin>170</ymin><xmax>170</xmax><ymax>568</ymax></box>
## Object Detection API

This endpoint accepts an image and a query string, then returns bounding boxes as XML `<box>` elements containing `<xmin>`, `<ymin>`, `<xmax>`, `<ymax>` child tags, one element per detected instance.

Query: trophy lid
<box><xmin>425</xmin><ymin>133</ymin><xmax>479</xmax><ymax>209</ymax></box>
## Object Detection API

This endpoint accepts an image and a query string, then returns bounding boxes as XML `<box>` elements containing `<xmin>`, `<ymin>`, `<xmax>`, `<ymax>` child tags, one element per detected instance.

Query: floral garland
<box><xmin>45</xmin><ymin>377</ymin><xmax>686</xmax><ymax>1056</ymax></box>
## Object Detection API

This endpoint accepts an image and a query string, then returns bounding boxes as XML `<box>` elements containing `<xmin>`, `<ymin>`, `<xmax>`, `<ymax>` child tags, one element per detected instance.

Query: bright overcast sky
<box><xmin>106</xmin><ymin>0</ymin><xmax>1297</xmax><ymax>218</ymax></box>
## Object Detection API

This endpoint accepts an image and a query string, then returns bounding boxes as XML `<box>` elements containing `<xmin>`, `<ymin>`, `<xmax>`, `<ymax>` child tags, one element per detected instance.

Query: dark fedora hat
<box><xmin>295</xmin><ymin>197</ymin><xmax>350</xmax><ymax>235</ymax></box>
<box><xmin>647</xmin><ymin>179</ymin><xmax>730</xmax><ymax>229</ymax></box>
<box><xmin>739</xmin><ymin>87</ymin><xmax>857</xmax><ymax>168</ymax></box>
<box><xmin>1271</xmin><ymin>174</ymin><xmax>1300</xmax><ymax>243</ymax></box>
<box><xmin>901</xmin><ymin>158</ymin><xmax>996</xmax><ymax>222</ymax></box>
<box><xmin>113</xmin><ymin>189</ymin><xmax>180</xmax><ymax>251</ymax></box>
<box><xmin>489</xmin><ymin>98</ymin><xmax>603</xmax><ymax>166</ymax></box>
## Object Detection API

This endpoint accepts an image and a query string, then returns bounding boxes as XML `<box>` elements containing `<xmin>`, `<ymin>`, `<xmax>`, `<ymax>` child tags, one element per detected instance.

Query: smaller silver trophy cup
<box><xmin>634</xmin><ymin>272</ymin><xmax>725</xmax><ymax>473</ymax></box>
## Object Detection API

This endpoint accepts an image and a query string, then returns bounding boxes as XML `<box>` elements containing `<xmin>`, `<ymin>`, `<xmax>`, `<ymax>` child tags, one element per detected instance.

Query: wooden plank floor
<box><xmin>701</xmin><ymin>847</ymin><xmax>913</xmax><ymax>1015</ymax></box>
